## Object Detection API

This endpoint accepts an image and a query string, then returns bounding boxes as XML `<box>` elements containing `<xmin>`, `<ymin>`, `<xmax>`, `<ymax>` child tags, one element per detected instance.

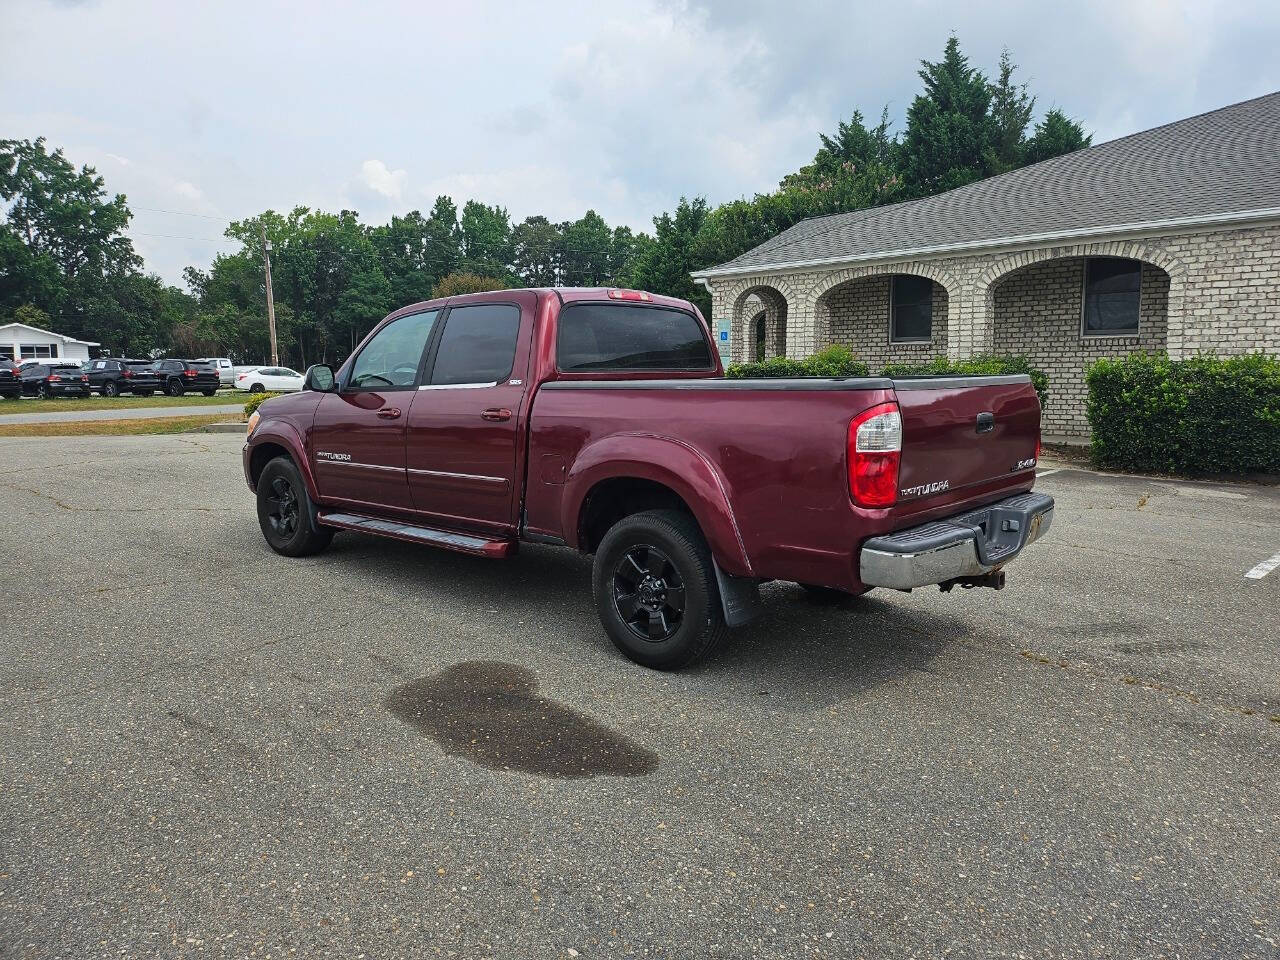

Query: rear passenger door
<box><xmin>404</xmin><ymin>299</ymin><xmax>532</xmax><ymax>534</ymax></box>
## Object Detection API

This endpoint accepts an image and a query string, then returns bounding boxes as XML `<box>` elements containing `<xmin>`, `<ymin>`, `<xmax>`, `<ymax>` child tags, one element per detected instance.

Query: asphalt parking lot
<box><xmin>1</xmin><ymin>435</ymin><xmax>1277</xmax><ymax>959</ymax></box>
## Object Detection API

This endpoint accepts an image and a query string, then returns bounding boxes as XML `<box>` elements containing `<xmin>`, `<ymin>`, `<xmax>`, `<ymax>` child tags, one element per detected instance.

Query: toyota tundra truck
<box><xmin>243</xmin><ymin>288</ymin><xmax>1053</xmax><ymax>669</ymax></box>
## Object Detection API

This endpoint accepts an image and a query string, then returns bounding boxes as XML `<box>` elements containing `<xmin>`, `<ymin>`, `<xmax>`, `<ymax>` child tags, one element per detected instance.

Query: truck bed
<box><xmin>523</xmin><ymin>374</ymin><xmax>1040</xmax><ymax>592</ymax></box>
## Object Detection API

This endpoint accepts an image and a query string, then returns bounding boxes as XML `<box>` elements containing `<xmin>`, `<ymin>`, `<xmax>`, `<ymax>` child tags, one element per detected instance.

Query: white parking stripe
<box><xmin>1245</xmin><ymin>551</ymin><xmax>1280</xmax><ymax>580</ymax></box>
<box><xmin>1035</xmin><ymin>468</ymin><xmax>1063</xmax><ymax>478</ymax></box>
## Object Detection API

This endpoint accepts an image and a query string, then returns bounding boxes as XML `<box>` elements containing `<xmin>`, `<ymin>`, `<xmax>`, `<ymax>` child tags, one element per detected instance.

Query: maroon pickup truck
<box><xmin>244</xmin><ymin>288</ymin><xmax>1052</xmax><ymax>669</ymax></box>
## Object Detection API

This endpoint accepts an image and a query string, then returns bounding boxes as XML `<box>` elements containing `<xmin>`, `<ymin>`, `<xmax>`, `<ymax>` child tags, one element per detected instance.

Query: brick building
<box><xmin>692</xmin><ymin>93</ymin><xmax>1280</xmax><ymax>437</ymax></box>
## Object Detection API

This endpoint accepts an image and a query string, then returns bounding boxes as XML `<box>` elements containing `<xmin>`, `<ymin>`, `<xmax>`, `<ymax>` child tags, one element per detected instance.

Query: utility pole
<box><xmin>261</xmin><ymin>226</ymin><xmax>279</xmax><ymax>366</ymax></box>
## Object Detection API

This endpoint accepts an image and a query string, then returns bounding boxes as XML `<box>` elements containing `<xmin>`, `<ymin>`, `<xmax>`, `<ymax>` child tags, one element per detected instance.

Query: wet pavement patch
<box><xmin>384</xmin><ymin>661</ymin><xmax>659</xmax><ymax>779</ymax></box>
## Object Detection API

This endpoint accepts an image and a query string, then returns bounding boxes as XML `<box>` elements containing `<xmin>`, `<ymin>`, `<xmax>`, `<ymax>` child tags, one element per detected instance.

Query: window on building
<box><xmin>19</xmin><ymin>344</ymin><xmax>53</xmax><ymax>358</ymax></box>
<box><xmin>754</xmin><ymin>314</ymin><xmax>767</xmax><ymax>359</ymax></box>
<box><xmin>0</xmin><ymin>346</ymin><xmax>13</xmax><ymax>360</ymax></box>
<box><xmin>431</xmin><ymin>304</ymin><xmax>521</xmax><ymax>385</ymax></box>
<box><xmin>889</xmin><ymin>275</ymin><xmax>933</xmax><ymax>343</ymax></box>
<box><xmin>1083</xmin><ymin>258</ymin><xmax>1142</xmax><ymax>336</ymax></box>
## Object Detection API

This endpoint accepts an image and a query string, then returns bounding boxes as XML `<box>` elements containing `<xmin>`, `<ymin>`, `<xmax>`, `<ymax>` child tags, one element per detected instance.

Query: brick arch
<box><xmin>728</xmin><ymin>281</ymin><xmax>793</xmax><ymax>363</ymax></box>
<box><xmin>806</xmin><ymin>261</ymin><xmax>960</xmax><ymax>356</ymax></box>
<box><xmin>975</xmin><ymin>239</ymin><xmax>1186</xmax><ymax>359</ymax></box>
<box><xmin>976</xmin><ymin>239</ymin><xmax>1184</xmax><ymax>291</ymax></box>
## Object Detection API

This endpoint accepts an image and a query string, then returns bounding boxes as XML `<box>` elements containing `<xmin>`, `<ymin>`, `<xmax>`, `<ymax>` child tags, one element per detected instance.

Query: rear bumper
<box><xmin>859</xmin><ymin>491</ymin><xmax>1054</xmax><ymax>590</ymax></box>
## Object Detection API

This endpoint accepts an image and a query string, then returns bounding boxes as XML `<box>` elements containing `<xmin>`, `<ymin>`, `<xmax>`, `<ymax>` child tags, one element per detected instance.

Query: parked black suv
<box><xmin>20</xmin><ymin>363</ymin><xmax>91</xmax><ymax>398</ymax></box>
<box><xmin>151</xmin><ymin>359</ymin><xmax>220</xmax><ymax>396</ymax></box>
<box><xmin>0</xmin><ymin>359</ymin><xmax>21</xmax><ymax>399</ymax></box>
<box><xmin>83</xmin><ymin>358</ymin><xmax>160</xmax><ymax>397</ymax></box>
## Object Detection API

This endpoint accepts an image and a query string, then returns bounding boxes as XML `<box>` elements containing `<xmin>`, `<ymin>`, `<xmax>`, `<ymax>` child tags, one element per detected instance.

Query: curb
<box><xmin>185</xmin><ymin>421</ymin><xmax>247</xmax><ymax>434</ymax></box>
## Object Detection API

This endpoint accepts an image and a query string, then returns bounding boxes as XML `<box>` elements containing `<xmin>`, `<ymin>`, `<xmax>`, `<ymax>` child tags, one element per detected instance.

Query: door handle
<box><xmin>481</xmin><ymin>407</ymin><xmax>512</xmax><ymax>422</ymax></box>
<box><xmin>377</xmin><ymin>407</ymin><xmax>402</xmax><ymax>420</ymax></box>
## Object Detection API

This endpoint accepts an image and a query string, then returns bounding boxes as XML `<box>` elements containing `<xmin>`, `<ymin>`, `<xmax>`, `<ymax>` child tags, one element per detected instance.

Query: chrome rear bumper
<box><xmin>859</xmin><ymin>492</ymin><xmax>1054</xmax><ymax>590</ymax></box>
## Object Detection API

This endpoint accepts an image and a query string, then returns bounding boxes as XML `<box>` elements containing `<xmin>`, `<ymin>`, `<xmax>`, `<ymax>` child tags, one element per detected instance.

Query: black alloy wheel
<box><xmin>266</xmin><ymin>474</ymin><xmax>299</xmax><ymax>539</ymax></box>
<box><xmin>613</xmin><ymin>544</ymin><xmax>686</xmax><ymax>642</ymax></box>
<box><xmin>103</xmin><ymin>380</ymin><xmax>119</xmax><ymax>397</ymax></box>
<box><xmin>255</xmin><ymin>456</ymin><xmax>334</xmax><ymax>557</ymax></box>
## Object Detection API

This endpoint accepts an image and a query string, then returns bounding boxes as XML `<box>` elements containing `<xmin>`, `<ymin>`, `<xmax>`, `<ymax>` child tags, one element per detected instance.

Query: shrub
<box><xmin>1086</xmin><ymin>352</ymin><xmax>1280</xmax><ymax>475</ymax></box>
<box><xmin>725</xmin><ymin>345</ymin><xmax>869</xmax><ymax>379</ymax></box>
<box><xmin>880</xmin><ymin>354</ymin><xmax>1049</xmax><ymax>409</ymax></box>
<box><xmin>243</xmin><ymin>391</ymin><xmax>282</xmax><ymax>418</ymax></box>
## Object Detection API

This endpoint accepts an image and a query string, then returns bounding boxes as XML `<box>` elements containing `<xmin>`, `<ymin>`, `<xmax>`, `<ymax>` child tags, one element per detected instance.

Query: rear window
<box><xmin>557</xmin><ymin>303</ymin><xmax>713</xmax><ymax>372</ymax></box>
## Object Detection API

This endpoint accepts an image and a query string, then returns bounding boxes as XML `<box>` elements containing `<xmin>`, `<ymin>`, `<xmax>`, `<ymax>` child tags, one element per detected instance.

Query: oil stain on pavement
<box><xmin>385</xmin><ymin>661</ymin><xmax>659</xmax><ymax>778</ymax></box>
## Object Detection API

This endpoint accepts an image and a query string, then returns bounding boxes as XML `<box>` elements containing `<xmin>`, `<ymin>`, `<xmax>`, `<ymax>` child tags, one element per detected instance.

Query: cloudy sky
<box><xmin>4</xmin><ymin>0</ymin><xmax>1278</xmax><ymax>284</ymax></box>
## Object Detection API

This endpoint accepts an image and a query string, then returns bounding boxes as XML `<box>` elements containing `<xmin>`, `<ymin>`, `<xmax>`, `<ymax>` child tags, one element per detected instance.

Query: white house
<box><xmin>0</xmin><ymin>322</ymin><xmax>100</xmax><ymax>364</ymax></box>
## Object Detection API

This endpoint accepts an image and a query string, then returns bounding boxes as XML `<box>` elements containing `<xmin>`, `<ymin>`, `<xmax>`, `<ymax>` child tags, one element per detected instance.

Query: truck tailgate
<box><xmin>892</xmin><ymin>375</ymin><xmax>1040</xmax><ymax>510</ymax></box>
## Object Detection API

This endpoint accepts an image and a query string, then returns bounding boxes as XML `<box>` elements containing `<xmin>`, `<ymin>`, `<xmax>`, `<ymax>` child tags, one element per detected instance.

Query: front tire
<box><xmin>592</xmin><ymin>509</ymin><xmax>728</xmax><ymax>670</ymax></box>
<box><xmin>167</xmin><ymin>379</ymin><xmax>185</xmax><ymax>397</ymax></box>
<box><xmin>256</xmin><ymin>456</ymin><xmax>333</xmax><ymax>557</ymax></box>
<box><xmin>202</xmin><ymin>389</ymin><xmax>217</xmax><ymax>396</ymax></box>
<box><xmin>103</xmin><ymin>380</ymin><xmax>119</xmax><ymax>397</ymax></box>
<box><xmin>250</xmin><ymin>382</ymin><xmax>265</xmax><ymax>393</ymax></box>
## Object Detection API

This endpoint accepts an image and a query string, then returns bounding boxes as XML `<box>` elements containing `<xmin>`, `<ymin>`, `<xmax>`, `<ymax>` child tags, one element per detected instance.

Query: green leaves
<box><xmin>1086</xmin><ymin>353</ymin><xmax>1280</xmax><ymax>474</ymax></box>
<box><xmin>725</xmin><ymin>345</ymin><xmax>870</xmax><ymax>379</ymax></box>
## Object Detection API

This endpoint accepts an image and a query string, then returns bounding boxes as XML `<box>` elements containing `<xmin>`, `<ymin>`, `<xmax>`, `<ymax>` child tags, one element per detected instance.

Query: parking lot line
<box><xmin>1244</xmin><ymin>550</ymin><xmax>1280</xmax><ymax>580</ymax></box>
<box><xmin>1035</xmin><ymin>467</ymin><xmax>1063</xmax><ymax>478</ymax></box>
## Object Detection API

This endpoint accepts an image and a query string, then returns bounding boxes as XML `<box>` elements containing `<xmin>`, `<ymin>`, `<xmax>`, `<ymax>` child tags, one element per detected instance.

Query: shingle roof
<box><xmin>696</xmin><ymin>91</ymin><xmax>1280</xmax><ymax>277</ymax></box>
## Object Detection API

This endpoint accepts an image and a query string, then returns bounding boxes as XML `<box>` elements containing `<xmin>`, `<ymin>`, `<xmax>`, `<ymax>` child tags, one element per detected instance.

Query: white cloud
<box><xmin>359</xmin><ymin>159</ymin><xmax>408</xmax><ymax>201</ymax></box>
<box><xmin>1</xmin><ymin>0</ymin><xmax>1277</xmax><ymax>285</ymax></box>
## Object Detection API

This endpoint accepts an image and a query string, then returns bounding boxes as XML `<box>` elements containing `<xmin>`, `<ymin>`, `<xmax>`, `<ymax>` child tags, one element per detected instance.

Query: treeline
<box><xmin>1</xmin><ymin>37</ymin><xmax>1088</xmax><ymax>367</ymax></box>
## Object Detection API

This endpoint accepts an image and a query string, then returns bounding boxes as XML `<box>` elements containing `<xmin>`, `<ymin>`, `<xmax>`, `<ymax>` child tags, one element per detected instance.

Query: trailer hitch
<box><xmin>939</xmin><ymin>570</ymin><xmax>1006</xmax><ymax>592</ymax></box>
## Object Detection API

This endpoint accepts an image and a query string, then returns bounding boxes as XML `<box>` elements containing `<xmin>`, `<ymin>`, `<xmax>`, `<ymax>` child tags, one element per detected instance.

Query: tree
<box><xmin>1024</xmin><ymin>109</ymin><xmax>1091</xmax><ymax>164</ymax></box>
<box><xmin>431</xmin><ymin>271</ymin><xmax>509</xmax><ymax>299</ymax></box>
<box><xmin>459</xmin><ymin>201</ymin><xmax>512</xmax><ymax>279</ymax></box>
<box><xmin>986</xmin><ymin>48</ymin><xmax>1035</xmax><ymax>172</ymax></box>
<box><xmin>511</xmin><ymin>215</ymin><xmax>561</xmax><ymax>286</ymax></box>
<box><xmin>898</xmin><ymin>36</ymin><xmax>996</xmax><ymax>197</ymax></box>
<box><xmin>630</xmin><ymin>197</ymin><xmax>711</xmax><ymax>315</ymax></box>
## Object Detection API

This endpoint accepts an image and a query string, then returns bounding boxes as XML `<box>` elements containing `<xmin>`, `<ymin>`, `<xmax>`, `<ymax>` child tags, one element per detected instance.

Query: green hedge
<box><xmin>243</xmin><ymin>391</ymin><xmax>282</xmax><ymax>418</ymax></box>
<box><xmin>1086</xmin><ymin>353</ymin><xmax>1280</xmax><ymax>475</ymax></box>
<box><xmin>880</xmin><ymin>354</ymin><xmax>1049</xmax><ymax>409</ymax></box>
<box><xmin>725</xmin><ymin>345</ymin><xmax>869</xmax><ymax>379</ymax></box>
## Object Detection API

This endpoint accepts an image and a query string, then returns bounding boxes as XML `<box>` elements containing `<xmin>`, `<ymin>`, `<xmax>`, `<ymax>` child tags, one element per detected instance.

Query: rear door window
<box><xmin>557</xmin><ymin>303</ymin><xmax>713</xmax><ymax>371</ymax></box>
<box><xmin>429</xmin><ymin>304</ymin><xmax>521</xmax><ymax>385</ymax></box>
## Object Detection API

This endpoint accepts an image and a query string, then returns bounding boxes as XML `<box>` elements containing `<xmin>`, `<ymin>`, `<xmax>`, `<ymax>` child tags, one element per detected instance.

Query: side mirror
<box><xmin>304</xmin><ymin>364</ymin><xmax>336</xmax><ymax>392</ymax></box>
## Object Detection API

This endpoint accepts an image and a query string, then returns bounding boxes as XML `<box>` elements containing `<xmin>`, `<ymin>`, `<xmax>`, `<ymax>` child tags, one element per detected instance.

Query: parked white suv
<box><xmin>195</xmin><ymin>357</ymin><xmax>234</xmax><ymax>387</ymax></box>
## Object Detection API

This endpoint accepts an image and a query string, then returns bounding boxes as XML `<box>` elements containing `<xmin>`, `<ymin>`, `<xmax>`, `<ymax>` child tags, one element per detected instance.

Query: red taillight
<box><xmin>123</xmin><ymin>369</ymin><xmax>133</xmax><ymax>378</ymax></box>
<box><xmin>48</xmin><ymin>374</ymin><xmax>61</xmax><ymax>382</ymax></box>
<box><xmin>1035</xmin><ymin>436</ymin><xmax>1042</xmax><ymax>463</ymax></box>
<box><xmin>848</xmin><ymin>402</ymin><xmax>902</xmax><ymax>508</ymax></box>
<box><xmin>184</xmin><ymin>369</ymin><xmax>198</xmax><ymax>376</ymax></box>
<box><xmin>237</xmin><ymin>373</ymin><xmax>246</xmax><ymax>381</ymax></box>
<box><xmin>607</xmin><ymin>289</ymin><xmax>651</xmax><ymax>302</ymax></box>
<box><xmin>80</xmin><ymin>375</ymin><xmax>88</xmax><ymax>382</ymax></box>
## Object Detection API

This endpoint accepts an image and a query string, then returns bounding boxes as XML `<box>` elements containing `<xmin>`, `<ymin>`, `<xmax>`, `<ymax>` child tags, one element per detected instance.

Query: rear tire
<box><xmin>202</xmin><ymin>389</ymin><xmax>216</xmax><ymax>397</ymax></box>
<box><xmin>250</xmin><ymin>382</ymin><xmax>265</xmax><ymax>393</ymax></box>
<box><xmin>256</xmin><ymin>456</ymin><xmax>333</xmax><ymax>557</ymax></box>
<box><xmin>167</xmin><ymin>379</ymin><xmax>184</xmax><ymax>397</ymax></box>
<box><xmin>39</xmin><ymin>384</ymin><xmax>52</xmax><ymax>399</ymax></box>
<box><xmin>592</xmin><ymin>509</ymin><xmax>728</xmax><ymax>670</ymax></box>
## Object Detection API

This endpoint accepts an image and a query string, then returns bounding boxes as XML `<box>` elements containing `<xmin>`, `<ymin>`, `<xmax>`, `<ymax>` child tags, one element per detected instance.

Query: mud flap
<box><xmin>714</xmin><ymin>560</ymin><xmax>762</xmax><ymax>628</ymax></box>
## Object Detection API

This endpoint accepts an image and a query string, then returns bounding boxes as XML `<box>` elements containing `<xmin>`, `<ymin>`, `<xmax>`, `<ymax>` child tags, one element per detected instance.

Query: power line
<box><xmin>132</xmin><ymin>231</ymin><xmax>234</xmax><ymax>242</ymax></box>
<box><xmin>132</xmin><ymin>205</ymin><xmax>233</xmax><ymax>222</ymax></box>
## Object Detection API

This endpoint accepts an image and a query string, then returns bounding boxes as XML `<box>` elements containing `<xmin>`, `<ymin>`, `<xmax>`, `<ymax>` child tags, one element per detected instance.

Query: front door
<box><xmin>310</xmin><ymin>309</ymin><xmax>440</xmax><ymax>513</ymax></box>
<box><xmin>404</xmin><ymin>301</ymin><xmax>530</xmax><ymax>533</ymax></box>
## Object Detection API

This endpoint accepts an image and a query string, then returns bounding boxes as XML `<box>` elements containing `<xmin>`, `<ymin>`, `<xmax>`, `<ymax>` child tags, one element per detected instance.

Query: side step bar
<box><xmin>316</xmin><ymin>511</ymin><xmax>515</xmax><ymax>558</ymax></box>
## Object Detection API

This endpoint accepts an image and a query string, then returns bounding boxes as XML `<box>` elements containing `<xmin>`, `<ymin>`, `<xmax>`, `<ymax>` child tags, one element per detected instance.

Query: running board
<box><xmin>316</xmin><ymin>511</ymin><xmax>515</xmax><ymax>558</ymax></box>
